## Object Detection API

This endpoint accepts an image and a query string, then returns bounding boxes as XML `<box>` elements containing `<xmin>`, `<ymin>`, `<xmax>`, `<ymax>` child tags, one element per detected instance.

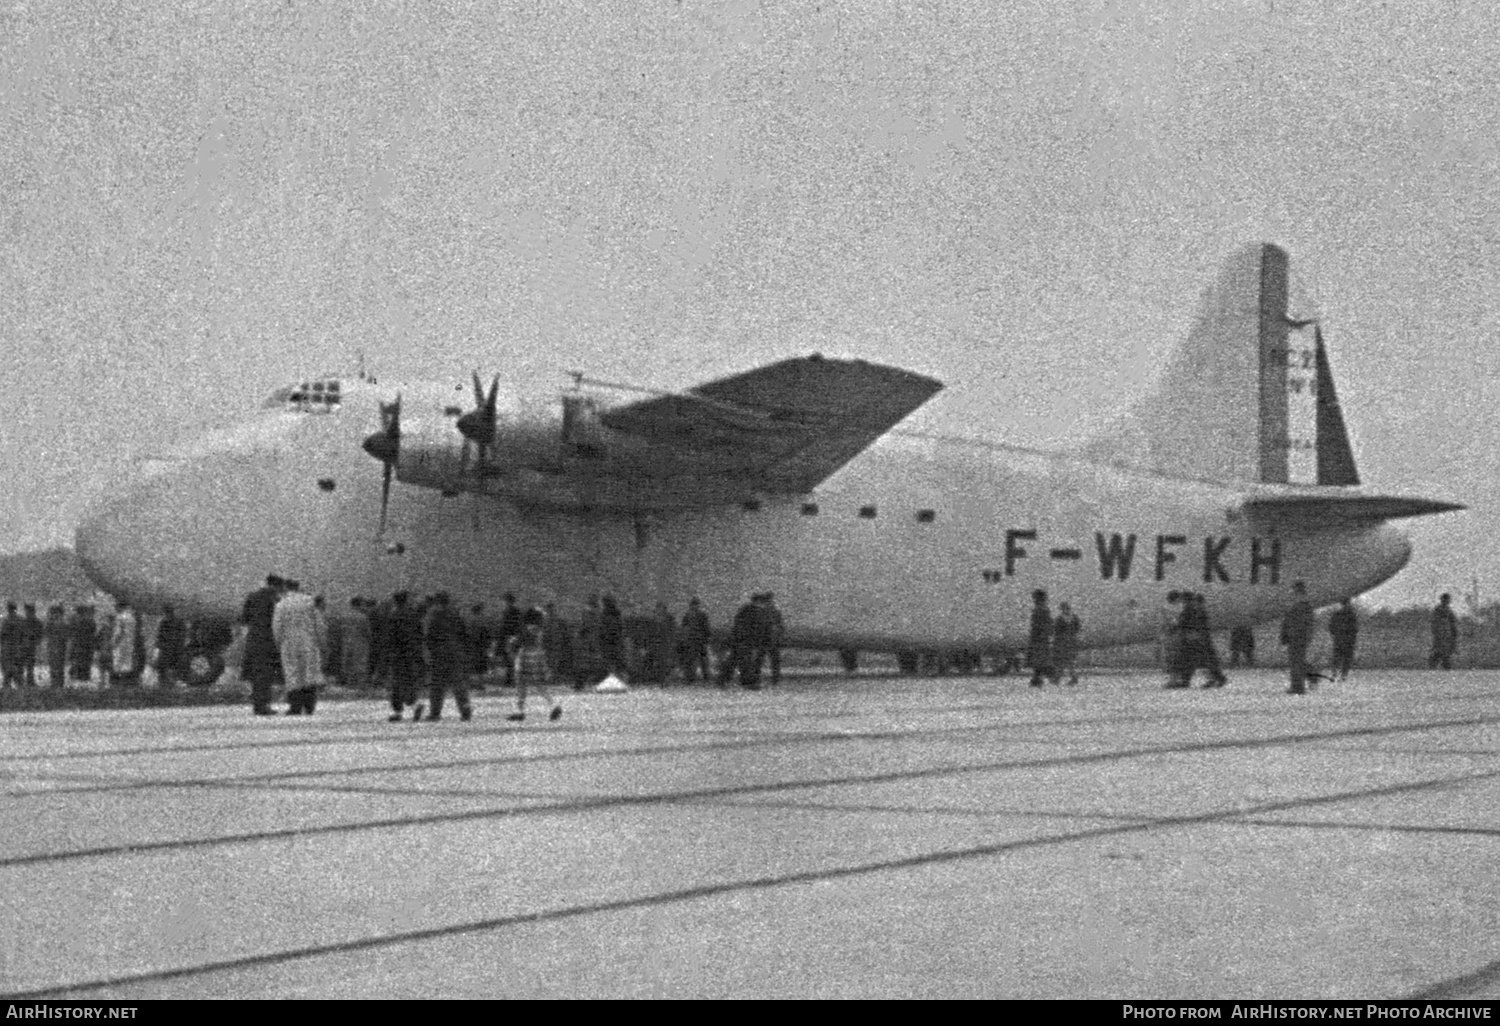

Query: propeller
<box><xmin>360</xmin><ymin>393</ymin><xmax>401</xmax><ymax>535</ymax></box>
<box><xmin>456</xmin><ymin>370</ymin><xmax>500</xmax><ymax>478</ymax></box>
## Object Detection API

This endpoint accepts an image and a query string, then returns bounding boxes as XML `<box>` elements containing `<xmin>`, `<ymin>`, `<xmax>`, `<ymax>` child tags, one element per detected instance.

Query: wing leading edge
<box><xmin>599</xmin><ymin>355</ymin><xmax>944</xmax><ymax>493</ymax></box>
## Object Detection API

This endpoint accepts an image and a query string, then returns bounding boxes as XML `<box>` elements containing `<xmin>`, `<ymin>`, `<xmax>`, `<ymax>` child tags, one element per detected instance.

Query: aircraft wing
<box><xmin>598</xmin><ymin>355</ymin><xmax>944</xmax><ymax>493</ymax></box>
<box><xmin>1242</xmin><ymin>493</ymin><xmax>1466</xmax><ymax>525</ymax></box>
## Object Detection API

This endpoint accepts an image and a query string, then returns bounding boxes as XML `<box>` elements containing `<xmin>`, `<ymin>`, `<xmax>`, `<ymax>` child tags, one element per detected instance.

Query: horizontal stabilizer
<box><xmin>1243</xmin><ymin>493</ymin><xmax>1465</xmax><ymax>525</ymax></box>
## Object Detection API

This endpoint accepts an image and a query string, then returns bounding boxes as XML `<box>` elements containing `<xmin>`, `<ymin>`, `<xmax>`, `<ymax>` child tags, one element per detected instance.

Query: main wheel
<box><xmin>184</xmin><ymin>649</ymin><xmax>226</xmax><ymax>687</ymax></box>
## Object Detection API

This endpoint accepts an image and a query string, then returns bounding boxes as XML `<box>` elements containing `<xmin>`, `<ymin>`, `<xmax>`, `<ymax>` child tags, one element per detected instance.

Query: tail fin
<box><xmin>1084</xmin><ymin>243</ymin><xmax>1359</xmax><ymax>486</ymax></box>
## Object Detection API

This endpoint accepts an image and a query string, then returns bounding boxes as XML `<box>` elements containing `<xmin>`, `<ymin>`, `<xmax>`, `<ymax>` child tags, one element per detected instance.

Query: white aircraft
<box><xmin>74</xmin><ymin>243</ymin><xmax>1461</xmax><ymax>667</ymax></box>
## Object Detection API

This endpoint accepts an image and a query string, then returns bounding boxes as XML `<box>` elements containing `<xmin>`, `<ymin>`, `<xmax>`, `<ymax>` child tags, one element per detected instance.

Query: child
<box><xmin>508</xmin><ymin>620</ymin><xmax>563</xmax><ymax>723</ymax></box>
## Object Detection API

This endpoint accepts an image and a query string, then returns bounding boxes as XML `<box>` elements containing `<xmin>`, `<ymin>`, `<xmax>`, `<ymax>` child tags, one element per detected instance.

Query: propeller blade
<box><xmin>484</xmin><ymin>374</ymin><xmax>499</xmax><ymax>417</ymax></box>
<box><xmin>379</xmin><ymin>460</ymin><xmax>393</xmax><ymax>537</ymax></box>
<box><xmin>362</xmin><ymin>391</ymin><xmax>402</xmax><ymax>537</ymax></box>
<box><xmin>471</xmin><ymin>370</ymin><xmax>485</xmax><ymax>409</ymax></box>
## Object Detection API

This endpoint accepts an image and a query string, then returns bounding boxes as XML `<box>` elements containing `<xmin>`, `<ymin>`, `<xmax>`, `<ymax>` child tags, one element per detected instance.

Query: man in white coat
<box><xmin>273</xmin><ymin>580</ymin><xmax>321</xmax><ymax>715</ymax></box>
<box><xmin>109</xmin><ymin>599</ymin><xmax>141</xmax><ymax>687</ymax></box>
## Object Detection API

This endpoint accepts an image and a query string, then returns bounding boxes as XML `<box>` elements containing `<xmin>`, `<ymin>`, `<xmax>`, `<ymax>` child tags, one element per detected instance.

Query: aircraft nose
<box><xmin>73</xmin><ymin>458</ymin><xmax>193</xmax><ymax>607</ymax></box>
<box><xmin>74</xmin><ymin>492</ymin><xmax>143</xmax><ymax>601</ymax></box>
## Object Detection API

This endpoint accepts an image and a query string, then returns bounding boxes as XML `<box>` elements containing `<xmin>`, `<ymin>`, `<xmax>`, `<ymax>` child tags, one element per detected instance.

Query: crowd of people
<box><xmin>0</xmin><ymin>584</ymin><xmax>1473</xmax><ymax>704</ymax></box>
<box><xmin>0</xmin><ymin>598</ymin><xmax>176</xmax><ymax>688</ymax></box>
<box><xmin>236</xmin><ymin>576</ymin><xmax>790</xmax><ymax>720</ymax></box>
<box><xmin>1020</xmin><ymin>585</ymin><xmax>1464</xmax><ymax>696</ymax></box>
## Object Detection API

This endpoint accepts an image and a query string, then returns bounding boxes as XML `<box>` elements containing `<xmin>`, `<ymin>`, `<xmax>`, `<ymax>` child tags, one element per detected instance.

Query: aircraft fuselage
<box><xmin>74</xmin><ymin>381</ymin><xmax>1411</xmax><ymax>652</ymax></box>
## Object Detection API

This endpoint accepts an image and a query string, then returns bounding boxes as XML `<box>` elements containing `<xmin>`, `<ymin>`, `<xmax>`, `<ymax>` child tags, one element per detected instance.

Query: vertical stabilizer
<box><xmin>1083</xmin><ymin>243</ymin><xmax>1358</xmax><ymax>486</ymax></box>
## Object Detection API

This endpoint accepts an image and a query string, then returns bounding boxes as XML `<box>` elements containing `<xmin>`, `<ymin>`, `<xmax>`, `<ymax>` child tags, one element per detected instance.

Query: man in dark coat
<box><xmin>1328</xmin><ymin>598</ymin><xmax>1358</xmax><ymax>681</ymax></box>
<box><xmin>1181</xmin><ymin>593</ymin><xmax>1227</xmax><ymax>688</ymax></box>
<box><xmin>645</xmin><ymin>603</ymin><xmax>676</xmax><ymax>684</ymax></box>
<box><xmin>1429</xmin><ymin>593</ymin><xmax>1458</xmax><ymax>670</ymax></box>
<box><xmin>465</xmin><ymin>602</ymin><xmax>493</xmax><ymax>682</ymax></box>
<box><xmin>68</xmin><ymin>605</ymin><xmax>96</xmax><ymax>682</ymax></box>
<box><xmin>241</xmin><ymin>575</ymin><xmax>284</xmax><ymax>715</ymax></box>
<box><xmin>387</xmin><ymin>591</ymin><xmax>426</xmax><ymax>721</ymax></box>
<box><xmin>761</xmin><ymin>594</ymin><xmax>785</xmax><ymax>687</ymax></box>
<box><xmin>1280</xmin><ymin>581</ymin><xmax>1316</xmax><ymax>694</ymax></box>
<box><xmin>1228</xmin><ymin>625</ymin><xmax>1256</xmax><ymax>667</ymax></box>
<box><xmin>44</xmin><ymin>605</ymin><xmax>68</xmax><ymax>688</ymax></box>
<box><xmin>1</xmin><ymin>601</ymin><xmax>21</xmax><ymax>687</ymax></box>
<box><xmin>541</xmin><ymin>602</ymin><xmax>576</xmax><ymax>690</ymax></box>
<box><xmin>368</xmin><ymin>595</ymin><xmax>395</xmax><ymax>692</ymax></box>
<box><xmin>678</xmin><ymin>597</ymin><xmax>711</xmax><ymax>684</ymax></box>
<box><xmin>721</xmin><ymin>595</ymin><xmax>766</xmax><ymax>689</ymax></box>
<box><xmin>599</xmin><ymin>594</ymin><xmax>625</xmax><ymax>679</ymax></box>
<box><xmin>422</xmin><ymin>592</ymin><xmax>471</xmax><ymax>721</ymax></box>
<box><xmin>1027</xmin><ymin>590</ymin><xmax>1053</xmax><ymax>688</ymax></box>
<box><xmin>19</xmin><ymin>603</ymin><xmax>42</xmax><ymax>686</ymax></box>
<box><xmin>154</xmin><ymin>605</ymin><xmax>187</xmax><ymax>688</ymax></box>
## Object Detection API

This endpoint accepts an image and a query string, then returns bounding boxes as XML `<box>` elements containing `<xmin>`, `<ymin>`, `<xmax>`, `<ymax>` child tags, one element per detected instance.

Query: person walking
<box><xmin>599</xmin><ymin>594</ymin><xmax>625</xmax><ymax>680</ymax></box>
<box><xmin>1280</xmin><ymin>581</ymin><xmax>1316</xmax><ymax>695</ymax></box>
<box><xmin>575</xmin><ymin>593</ymin><xmax>604</xmax><ymax>688</ymax></box>
<box><xmin>722</xmin><ymin>595</ymin><xmax>764</xmax><ymax>689</ymax></box>
<box><xmin>762</xmin><ymin>593</ymin><xmax>785</xmax><ymax>687</ymax></box>
<box><xmin>273</xmin><ymin>581</ymin><xmax>321</xmax><ymax>715</ymax></box>
<box><xmin>648</xmin><ymin>603</ymin><xmax>677</xmax><ymax>684</ymax></box>
<box><xmin>1228</xmin><ymin>625</ymin><xmax>1256</xmax><ymax>667</ymax></box>
<box><xmin>43</xmin><ymin>605</ymin><xmax>68</xmax><ymax>687</ymax></box>
<box><xmin>1160</xmin><ymin>591</ymin><xmax>1187</xmax><ymax>688</ymax></box>
<box><xmin>109</xmin><ymin>599</ymin><xmax>142</xmax><ymax>687</ymax></box>
<box><xmin>678</xmin><ymin>597</ymin><xmax>711</xmax><ymax>684</ymax></box>
<box><xmin>541</xmin><ymin>602</ymin><xmax>576</xmax><ymax>690</ymax></box>
<box><xmin>507</xmin><ymin>621</ymin><xmax>563</xmax><ymax>723</ymax></box>
<box><xmin>342</xmin><ymin>598</ymin><xmax>373</xmax><ymax>690</ymax></box>
<box><xmin>423</xmin><ymin>592</ymin><xmax>472</xmax><ymax>721</ymax></box>
<box><xmin>0</xmin><ymin>601</ymin><xmax>19</xmax><ymax>688</ymax></box>
<box><xmin>497</xmin><ymin>593</ymin><xmax>523</xmax><ymax>688</ymax></box>
<box><xmin>242</xmin><ymin>575</ymin><xmax>284</xmax><ymax>715</ymax></box>
<box><xmin>387</xmin><ymin>591</ymin><xmax>427</xmax><ymax>722</ymax></box>
<box><xmin>1183</xmin><ymin>594</ymin><xmax>1228</xmax><ymax>688</ymax></box>
<box><xmin>1328</xmin><ymin>598</ymin><xmax>1359</xmax><ymax>681</ymax></box>
<box><xmin>18</xmin><ymin>604</ymin><xmax>42</xmax><ymax>687</ymax></box>
<box><xmin>464</xmin><ymin>602</ymin><xmax>493</xmax><ymax>685</ymax></box>
<box><xmin>1429</xmin><ymin>593</ymin><xmax>1458</xmax><ymax>670</ymax></box>
<box><xmin>1052</xmin><ymin>602</ymin><xmax>1082</xmax><ymax>685</ymax></box>
<box><xmin>1027</xmin><ymin>590</ymin><xmax>1054</xmax><ymax>688</ymax></box>
<box><xmin>67</xmin><ymin>605</ymin><xmax>96</xmax><ymax>683</ymax></box>
<box><xmin>154</xmin><ymin>605</ymin><xmax>187</xmax><ymax>688</ymax></box>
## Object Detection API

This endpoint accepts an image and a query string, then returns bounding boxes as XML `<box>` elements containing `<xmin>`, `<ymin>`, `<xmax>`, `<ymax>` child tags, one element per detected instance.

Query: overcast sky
<box><xmin>2</xmin><ymin>1</ymin><xmax>1495</xmax><ymax>609</ymax></box>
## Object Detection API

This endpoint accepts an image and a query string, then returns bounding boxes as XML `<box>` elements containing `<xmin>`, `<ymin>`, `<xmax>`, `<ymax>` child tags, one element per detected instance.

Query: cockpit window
<box><xmin>263</xmin><ymin>377</ymin><xmax>343</xmax><ymax>412</ymax></box>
